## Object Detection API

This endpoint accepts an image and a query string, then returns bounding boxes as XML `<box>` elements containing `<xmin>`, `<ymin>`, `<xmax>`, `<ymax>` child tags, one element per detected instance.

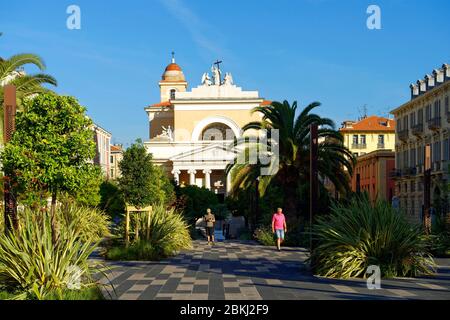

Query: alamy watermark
<box><xmin>168</xmin><ymin>127</ymin><xmax>280</xmax><ymax>176</ymax></box>
<box><xmin>366</xmin><ymin>265</ymin><xmax>381</xmax><ymax>289</ymax></box>
<box><xmin>367</xmin><ymin>5</ymin><xmax>382</xmax><ymax>30</ymax></box>
<box><xmin>66</xmin><ymin>5</ymin><xmax>81</xmax><ymax>30</ymax></box>
<box><xmin>66</xmin><ymin>265</ymin><xmax>82</xmax><ymax>290</ymax></box>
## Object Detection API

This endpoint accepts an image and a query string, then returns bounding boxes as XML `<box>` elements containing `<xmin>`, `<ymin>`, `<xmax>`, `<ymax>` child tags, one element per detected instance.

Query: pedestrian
<box><xmin>272</xmin><ymin>208</ymin><xmax>287</xmax><ymax>251</ymax></box>
<box><xmin>204</xmin><ymin>208</ymin><xmax>216</xmax><ymax>245</ymax></box>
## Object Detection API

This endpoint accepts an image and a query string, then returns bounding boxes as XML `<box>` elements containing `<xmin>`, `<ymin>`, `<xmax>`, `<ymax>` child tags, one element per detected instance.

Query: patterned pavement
<box><xmin>99</xmin><ymin>240</ymin><xmax>450</xmax><ymax>300</ymax></box>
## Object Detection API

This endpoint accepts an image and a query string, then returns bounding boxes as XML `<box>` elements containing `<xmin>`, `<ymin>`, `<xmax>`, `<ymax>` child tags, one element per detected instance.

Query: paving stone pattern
<box><xmin>100</xmin><ymin>240</ymin><xmax>450</xmax><ymax>300</ymax></box>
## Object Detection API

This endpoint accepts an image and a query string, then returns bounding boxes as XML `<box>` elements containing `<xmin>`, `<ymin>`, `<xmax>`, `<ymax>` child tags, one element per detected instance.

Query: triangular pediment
<box><xmin>170</xmin><ymin>143</ymin><xmax>237</xmax><ymax>162</ymax></box>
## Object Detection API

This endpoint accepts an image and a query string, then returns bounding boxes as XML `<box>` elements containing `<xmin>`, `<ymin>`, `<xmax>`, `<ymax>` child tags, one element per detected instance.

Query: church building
<box><xmin>144</xmin><ymin>55</ymin><xmax>270</xmax><ymax>198</ymax></box>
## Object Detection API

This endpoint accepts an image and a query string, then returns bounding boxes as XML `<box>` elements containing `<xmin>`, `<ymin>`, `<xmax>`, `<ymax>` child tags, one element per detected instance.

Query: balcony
<box><xmin>351</xmin><ymin>143</ymin><xmax>367</xmax><ymax>149</ymax></box>
<box><xmin>427</xmin><ymin>117</ymin><xmax>441</xmax><ymax>131</ymax></box>
<box><xmin>389</xmin><ymin>169</ymin><xmax>402</xmax><ymax>179</ymax></box>
<box><xmin>398</xmin><ymin>129</ymin><xmax>409</xmax><ymax>142</ymax></box>
<box><xmin>411</xmin><ymin>123</ymin><xmax>424</xmax><ymax>136</ymax></box>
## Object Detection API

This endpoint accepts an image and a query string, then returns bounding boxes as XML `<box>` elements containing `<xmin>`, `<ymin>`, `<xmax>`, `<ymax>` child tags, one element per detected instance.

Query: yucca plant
<box><xmin>107</xmin><ymin>205</ymin><xmax>192</xmax><ymax>261</ymax></box>
<box><xmin>309</xmin><ymin>195</ymin><xmax>436</xmax><ymax>278</ymax></box>
<box><xmin>0</xmin><ymin>208</ymin><xmax>103</xmax><ymax>299</ymax></box>
<box><xmin>136</xmin><ymin>204</ymin><xmax>192</xmax><ymax>257</ymax></box>
<box><xmin>58</xmin><ymin>205</ymin><xmax>111</xmax><ymax>242</ymax></box>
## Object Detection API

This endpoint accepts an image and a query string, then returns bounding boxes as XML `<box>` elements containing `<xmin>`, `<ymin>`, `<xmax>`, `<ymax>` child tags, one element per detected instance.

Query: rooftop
<box><xmin>340</xmin><ymin>115</ymin><xmax>395</xmax><ymax>132</ymax></box>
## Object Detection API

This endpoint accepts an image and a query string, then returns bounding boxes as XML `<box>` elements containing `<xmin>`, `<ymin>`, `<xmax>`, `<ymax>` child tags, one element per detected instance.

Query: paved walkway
<box><xmin>100</xmin><ymin>240</ymin><xmax>450</xmax><ymax>300</ymax></box>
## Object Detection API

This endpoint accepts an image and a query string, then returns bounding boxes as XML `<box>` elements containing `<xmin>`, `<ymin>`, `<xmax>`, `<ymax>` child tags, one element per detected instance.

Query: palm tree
<box><xmin>0</xmin><ymin>52</ymin><xmax>57</xmax><ymax>142</ymax></box>
<box><xmin>227</xmin><ymin>100</ymin><xmax>356</xmax><ymax>224</ymax></box>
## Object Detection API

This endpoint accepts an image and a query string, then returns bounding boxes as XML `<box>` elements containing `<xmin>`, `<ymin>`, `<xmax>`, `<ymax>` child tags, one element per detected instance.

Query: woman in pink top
<box><xmin>272</xmin><ymin>208</ymin><xmax>287</xmax><ymax>251</ymax></box>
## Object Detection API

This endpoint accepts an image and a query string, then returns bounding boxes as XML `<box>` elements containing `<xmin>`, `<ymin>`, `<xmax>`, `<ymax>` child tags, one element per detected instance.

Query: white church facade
<box><xmin>144</xmin><ymin>56</ymin><xmax>270</xmax><ymax>197</ymax></box>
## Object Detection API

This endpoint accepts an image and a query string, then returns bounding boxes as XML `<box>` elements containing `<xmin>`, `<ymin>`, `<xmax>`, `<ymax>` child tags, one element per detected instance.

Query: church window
<box><xmin>201</xmin><ymin>123</ymin><xmax>235</xmax><ymax>141</ymax></box>
<box><xmin>170</xmin><ymin>89</ymin><xmax>176</xmax><ymax>100</ymax></box>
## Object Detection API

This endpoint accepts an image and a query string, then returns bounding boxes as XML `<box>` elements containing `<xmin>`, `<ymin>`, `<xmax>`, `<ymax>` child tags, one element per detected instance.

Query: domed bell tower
<box><xmin>159</xmin><ymin>52</ymin><xmax>188</xmax><ymax>102</ymax></box>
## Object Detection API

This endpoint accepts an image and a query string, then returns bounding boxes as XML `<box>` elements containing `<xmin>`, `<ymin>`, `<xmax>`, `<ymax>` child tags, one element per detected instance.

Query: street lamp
<box><xmin>255</xmin><ymin>176</ymin><xmax>260</xmax><ymax>231</ymax></box>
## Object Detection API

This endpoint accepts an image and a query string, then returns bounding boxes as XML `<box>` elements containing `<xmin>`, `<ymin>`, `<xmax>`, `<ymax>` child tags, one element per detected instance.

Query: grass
<box><xmin>105</xmin><ymin>240</ymin><xmax>161</xmax><ymax>261</ymax></box>
<box><xmin>0</xmin><ymin>287</ymin><xmax>104</xmax><ymax>300</ymax></box>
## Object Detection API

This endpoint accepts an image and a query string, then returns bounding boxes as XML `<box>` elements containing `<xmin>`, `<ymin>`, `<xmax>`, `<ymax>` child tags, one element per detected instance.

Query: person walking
<box><xmin>204</xmin><ymin>208</ymin><xmax>216</xmax><ymax>245</ymax></box>
<box><xmin>272</xmin><ymin>208</ymin><xmax>287</xmax><ymax>251</ymax></box>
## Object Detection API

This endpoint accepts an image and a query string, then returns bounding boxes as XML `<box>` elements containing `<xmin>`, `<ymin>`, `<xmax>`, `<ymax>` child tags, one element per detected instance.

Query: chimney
<box><xmin>417</xmin><ymin>79</ymin><xmax>427</xmax><ymax>95</ymax></box>
<box><xmin>410</xmin><ymin>83</ymin><xmax>419</xmax><ymax>99</ymax></box>
<box><xmin>424</xmin><ymin>74</ymin><xmax>435</xmax><ymax>90</ymax></box>
<box><xmin>433</xmin><ymin>68</ymin><xmax>445</xmax><ymax>85</ymax></box>
<box><xmin>443</xmin><ymin>63</ymin><xmax>450</xmax><ymax>80</ymax></box>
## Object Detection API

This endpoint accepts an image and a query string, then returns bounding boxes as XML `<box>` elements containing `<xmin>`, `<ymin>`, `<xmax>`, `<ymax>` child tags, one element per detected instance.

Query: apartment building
<box><xmin>390</xmin><ymin>63</ymin><xmax>450</xmax><ymax>222</ymax></box>
<box><xmin>340</xmin><ymin>116</ymin><xmax>396</xmax><ymax>158</ymax></box>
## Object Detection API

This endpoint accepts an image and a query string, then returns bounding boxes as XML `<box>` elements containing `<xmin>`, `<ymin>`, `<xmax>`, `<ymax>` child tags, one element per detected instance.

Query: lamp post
<box><xmin>3</xmin><ymin>84</ymin><xmax>18</xmax><ymax>232</ymax></box>
<box><xmin>255</xmin><ymin>176</ymin><xmax>260</xmax><ymax>231</ymax></box>
<box><xmin>424</xmin><ymin>144</ymin><xmax>432</xmax><ymax>234</ymax></box>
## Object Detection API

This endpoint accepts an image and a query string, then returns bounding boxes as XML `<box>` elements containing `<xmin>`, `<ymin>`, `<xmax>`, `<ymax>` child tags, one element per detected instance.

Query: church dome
<box><xmin>162</xmin><ymin>55</ymin><xmax>185</xmax><ymax>82</ymax></box>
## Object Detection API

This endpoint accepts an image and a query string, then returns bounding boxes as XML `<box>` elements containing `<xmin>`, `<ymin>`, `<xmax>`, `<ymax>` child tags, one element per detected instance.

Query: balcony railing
<box><xmin>428</xmin><ymin>117</ymin><xmax>441</xmax><ymax>131</ymax></box>
<box><xmin>411</xmin><ymin>123</ymin><xmax>424</xmax><ymax>136</ymax></box>
<box><xmin>351</xmin><ymin>143</ymin><xmax>367</xmax><ymax>149</ymax></box>
<box><xmin>398</xmin><ymin>129</ymin><xmax>409</xmax><ymax>142</ymax></box>
<box><xmin>403</xmin><ymin>167</ymin><xmax>417</xmax><ymax>177</ymax></box>
<box><xmin>377</xmin><ymin>143</ymin><xmax>385</xmax><ymax>149</ymax></box>
<box><xmin>389</xmin><ymin>169</ymin><xmax>402</xmax><ymax>178</ymax></box>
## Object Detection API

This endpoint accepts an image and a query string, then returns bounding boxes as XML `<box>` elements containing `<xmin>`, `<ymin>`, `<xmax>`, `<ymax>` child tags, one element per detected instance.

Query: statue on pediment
<box><xmin>211</xmin><ymin>65</ymin><xmax>221</xmax><ymax>86</ymax></box>
<box><xmin>201</xmin><ymin>72</ymin><xmax>212</xmax><ymax>86</ymax></box>
<box><xmin>223</xmin><ymin>72</ymin><xmax>234</xmax><ymax>85</ymax></box>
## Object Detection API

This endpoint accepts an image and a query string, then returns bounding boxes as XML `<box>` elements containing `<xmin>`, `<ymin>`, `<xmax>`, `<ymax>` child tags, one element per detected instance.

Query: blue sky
<box><xmin>1</xmin><ymin>0</ymin><xmax>449</xmax><ymax>146</ymax></box>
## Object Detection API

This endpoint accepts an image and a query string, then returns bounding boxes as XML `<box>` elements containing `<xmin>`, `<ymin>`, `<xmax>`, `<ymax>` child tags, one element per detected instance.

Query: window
<box><xmin>445</xmin><ymin>96</ymin><xmax>449</xmax><ymax>114</ymax></box>
<box><xmin>418</xmin><ymin>145</ymin><xmax>424</xmax><ymax>165</ymax></box>
<box><xmin>110</xmin><ymin>169</ymin><xmax>114</xmax><ymax>177</ymax></box>
<box><xmin>170</xmin><ymin>89</ymin><xmax>176</xmax><ymax>100</ymax></box>
<box><xmin>360</xmin><ymin>135</ymin><xmax>366</xmax><ymax>145</ymax></box>
<box><xmin>403</xmin><ymin>150</ymin><xmax>409</xmax><ymax>168</ymax></box>
<box><xmin>444</xmin><ymin>139</ymin><xmax>449</xmax><ymax>161</ymax></box>
<box><xmin>410</xmin><ymin>148</ymin><xmax>416</xmax><ymax>167</ymax></box>
<box><xmin>434</xmin><ymin>99</ymin><xmax>441</xmax><ymax>118</ymax></box>
<box><xmin>378</xmin><ymin>134</ymin><xmax>384</xmax><ymax>145</ymax></box>
<box><xmin>403</xmin><ymin>116</ymin><xmax>408</xmax><ymax>130</ymax></box>
<box><xmin>418</xmin><ymin>109</ymin><xmax>423</xmax><ymax>123</ymax></box>
<box><xmin>426</xmin><ymin>104</ymin><xmax>432</xmax><ymax>121</ymax></box>
<box><xmin>353</xmin><ymin>135</ymin><xmax>358</xmax><ymax>145</ymax></box>
<box><xmin>110</xmin><ymin>155</ymin><xmax>114</xmax><ymax>164</ymax></box>
<box><xmin>433</xmin><ymin>141</ymin><xmax>441</xmax><ymax>164</ymax></box>
<box><xmin>409</xmin><ymin>112</ymin><xmax>415</xmax><ymax>127</ymax></box>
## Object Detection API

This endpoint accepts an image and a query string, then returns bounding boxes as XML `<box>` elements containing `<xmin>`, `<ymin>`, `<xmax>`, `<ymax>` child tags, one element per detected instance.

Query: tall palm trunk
<box><xmin>50</xmin><ymin>190</ymin><xmax>59</xmax><ymax>244</ymax></box>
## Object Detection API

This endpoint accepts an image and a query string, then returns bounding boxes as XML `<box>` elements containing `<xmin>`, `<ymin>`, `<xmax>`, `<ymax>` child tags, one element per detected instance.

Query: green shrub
<box><xmin>106</xmin><ymin>205</ymin><xmax>192</xmax><ymax>261</ymax></box>
<box><xmin>0</xmin><ymin>208</ymin><xmax>103</xmax><ymax>300</ymax></box>
<box><xmin>309</xmin><ymin>196</ymin><xmax>436</xmax><ymax>279</ymax></box>
<box><xmin>254</xmin><ymin>226</ymin><xmax>275</xmax><ymax>246</ymax></box>
<box><xmin>58</xmin><ymin>205</ymin><xmax>111</xmax><ymax>242</ymax></box>
<box><xmin>175</xmin><ymin>185</ymin><xmax>219</xmax><ymax>224</ymax></box>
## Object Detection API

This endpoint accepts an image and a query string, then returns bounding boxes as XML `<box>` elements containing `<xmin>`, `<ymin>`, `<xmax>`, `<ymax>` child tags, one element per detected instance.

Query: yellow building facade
<box><xmin>340</xmin><ymin>116</ymin><xmax>396</xmax><ymax>158</ymax></box>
